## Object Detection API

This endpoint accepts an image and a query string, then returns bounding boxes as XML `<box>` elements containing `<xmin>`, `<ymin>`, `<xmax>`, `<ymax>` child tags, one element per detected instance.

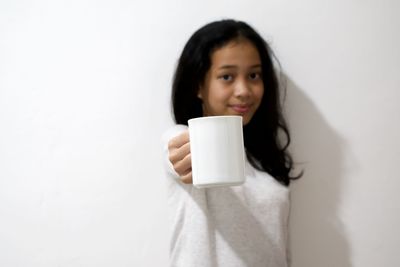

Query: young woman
<box><xmin>162</xmin><ymin>19</ymin><xmax>302</xmax><ymax>267</ymax></box>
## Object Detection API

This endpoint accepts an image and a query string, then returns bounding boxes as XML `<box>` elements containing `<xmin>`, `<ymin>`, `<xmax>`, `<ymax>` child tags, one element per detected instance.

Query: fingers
<box><xmin>173</xmin><ymin>153</ymin><xmax>192</xmax><ymax>175</ymax></box>
<box><xmin>168</xmin><ymin>142</ymin><xmax>190</xmax><ymax>164</ymax></box>
<box><xmin>168</xmin><ymin>131</ymin><xmax>189</xmax><ymax>150</ymax></box>
<box><xmin>167</xmin><ymin>130</ymin><xmax>193</xmax><ymax>184</ymax></box>
<box><xmin>180</xmin><ymin>171</ymin><xmax>193</xmax><ymax>184</ymax></box>
<box><xmin>168</xmin><ymin>131</ymin><xmax>190</xmax><ymax>164</ymax></box>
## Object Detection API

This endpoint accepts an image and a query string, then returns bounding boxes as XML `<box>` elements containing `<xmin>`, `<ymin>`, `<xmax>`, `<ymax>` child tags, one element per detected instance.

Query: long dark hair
<box><xmin>171</xmin><ymin>19</ymin><xmax>302</xmax><ymax>186</ymax></box>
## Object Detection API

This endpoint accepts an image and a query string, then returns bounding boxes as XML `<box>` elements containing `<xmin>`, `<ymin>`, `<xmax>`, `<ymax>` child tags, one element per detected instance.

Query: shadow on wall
<box><xmin>284</xmin><ymin>76</ymin><xmax>352</xmax><ymax>267</ymax></box>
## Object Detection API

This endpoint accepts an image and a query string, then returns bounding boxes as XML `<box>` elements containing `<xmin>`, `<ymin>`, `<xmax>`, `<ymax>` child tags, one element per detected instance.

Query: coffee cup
<box><xmin>188</xmin><ymin>115</ymin><xmax>246</xmax><ymax>188</ymax></box>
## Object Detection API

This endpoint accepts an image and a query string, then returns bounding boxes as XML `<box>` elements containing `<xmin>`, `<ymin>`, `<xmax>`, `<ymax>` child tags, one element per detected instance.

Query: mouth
<box><xmin>229</xmin><ymin>104</ymin><xmax>251</xmax><ymax>114</ymax></box>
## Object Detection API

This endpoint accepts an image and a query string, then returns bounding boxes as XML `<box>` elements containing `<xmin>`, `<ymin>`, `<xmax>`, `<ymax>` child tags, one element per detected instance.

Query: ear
<box><xmin>197</xmin><ymin>87</ymin><xmax>203</xmax><ymax>100</ymax></box>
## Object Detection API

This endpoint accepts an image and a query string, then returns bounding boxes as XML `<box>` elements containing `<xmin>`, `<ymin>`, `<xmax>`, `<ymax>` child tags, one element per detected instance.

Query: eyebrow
<box><xmin>217</xmin><ymin>64</ymin><xmax>262</xmax><ymax>70</ymax></box>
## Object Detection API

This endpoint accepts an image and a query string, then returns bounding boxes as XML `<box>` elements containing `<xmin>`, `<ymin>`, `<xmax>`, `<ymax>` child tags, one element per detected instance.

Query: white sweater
<box><xmin>162</xmin><ymin>125</ymin><xmax>290</xmax><ymax>267</ymax></box>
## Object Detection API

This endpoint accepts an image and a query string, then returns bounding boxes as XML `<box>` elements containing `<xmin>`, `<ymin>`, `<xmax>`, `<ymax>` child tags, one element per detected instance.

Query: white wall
<box><xmin>0</xmin><ymin>0</ymin><xmax>399</xmax><ymax>266</ymax></box>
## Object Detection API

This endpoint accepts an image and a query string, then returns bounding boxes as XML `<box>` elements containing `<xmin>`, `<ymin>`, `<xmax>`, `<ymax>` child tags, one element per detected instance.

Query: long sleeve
<box><xmin>162</xmin><ymin>125</ymin><xmax>290</xmax><ymax>267</ymax></box>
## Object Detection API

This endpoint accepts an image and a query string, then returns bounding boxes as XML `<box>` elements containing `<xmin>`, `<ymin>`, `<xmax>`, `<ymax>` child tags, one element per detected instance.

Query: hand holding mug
<box><xmin>167</xmin><ymin>130</ymin><xmax>193</xmax><ymax>184</ymax></box>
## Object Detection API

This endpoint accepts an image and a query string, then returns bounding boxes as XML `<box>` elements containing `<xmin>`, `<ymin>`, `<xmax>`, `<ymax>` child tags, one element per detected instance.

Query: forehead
<box><xmin>210</xmin><ymin>39</ymin><xmax>261</xmax><ymax>68</ymax></box>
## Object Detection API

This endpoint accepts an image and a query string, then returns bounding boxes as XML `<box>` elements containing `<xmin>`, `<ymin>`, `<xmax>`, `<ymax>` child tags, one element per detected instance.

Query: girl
<box><xmin>163</xmin><ymin>19</ymin><xmax>302</xmax><ymax>267</ymax></box>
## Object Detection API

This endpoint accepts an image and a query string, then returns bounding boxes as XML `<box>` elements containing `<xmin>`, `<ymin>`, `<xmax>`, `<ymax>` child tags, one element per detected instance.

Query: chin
<box><xmin>241</xmin><ymin>116</ymin><xmax>252</xmax><ymax>125</ymax></box>
<box><xmin>242</xmin><ymin>112</ymin><xmax>258</xmax><ymax>125</ymax></box>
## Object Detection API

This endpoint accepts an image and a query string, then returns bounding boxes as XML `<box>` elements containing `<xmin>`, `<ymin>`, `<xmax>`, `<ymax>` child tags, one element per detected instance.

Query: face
<box><xmin>198</xmin><ymin>39</ymin><xmax>264</xmax><ymax>125</ymax></box>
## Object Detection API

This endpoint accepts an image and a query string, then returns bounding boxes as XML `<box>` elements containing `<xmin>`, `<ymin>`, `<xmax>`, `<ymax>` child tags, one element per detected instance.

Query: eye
<box><xmin>219</xmin><ymin>74</ymin><xmax>233</xmax><ymax>81</ymax></box>
<box><xmin>249</xmin><ymin>72</ymin><xmax>261</xmax><ymax>80</ymax></box>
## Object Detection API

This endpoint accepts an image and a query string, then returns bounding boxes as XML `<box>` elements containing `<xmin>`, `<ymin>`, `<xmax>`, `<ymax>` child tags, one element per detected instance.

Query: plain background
<box><xmin>1</xmin><ymin>0</ymin><xmax>399</xmax><ymax>266</ymax></box>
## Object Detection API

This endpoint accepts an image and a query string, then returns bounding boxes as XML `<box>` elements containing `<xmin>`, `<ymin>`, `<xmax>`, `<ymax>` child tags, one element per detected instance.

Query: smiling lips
<box><xmin>229</xmin><ymin>104</ymin><xmax>251</xmax><ymax>113</ymax></box>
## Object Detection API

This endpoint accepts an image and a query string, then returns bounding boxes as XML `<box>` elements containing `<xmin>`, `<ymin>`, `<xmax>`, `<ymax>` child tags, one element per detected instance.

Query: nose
<box><xmin>234</xmin><ymin>79</ymin><xmax>251</xmax><ymax>99</ymax></box>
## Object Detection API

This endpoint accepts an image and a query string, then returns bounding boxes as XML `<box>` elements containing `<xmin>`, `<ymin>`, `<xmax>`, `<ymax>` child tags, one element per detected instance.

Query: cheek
<box><xmin>208</xmin><ymin>84</ymin><xmax>230</xmax><ymax>103</ymax></box>
<box><xmin>255</xmin><ymin>87</ymin><xmax>264</xmax><ymax>104</ymax></box>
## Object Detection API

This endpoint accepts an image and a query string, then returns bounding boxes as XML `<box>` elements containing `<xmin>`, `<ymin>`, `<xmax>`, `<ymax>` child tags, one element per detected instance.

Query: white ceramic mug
<box><xmin>188</xmin><ymin>115</ymin><xmax>246</xmax><ymax>188</ymax></box>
